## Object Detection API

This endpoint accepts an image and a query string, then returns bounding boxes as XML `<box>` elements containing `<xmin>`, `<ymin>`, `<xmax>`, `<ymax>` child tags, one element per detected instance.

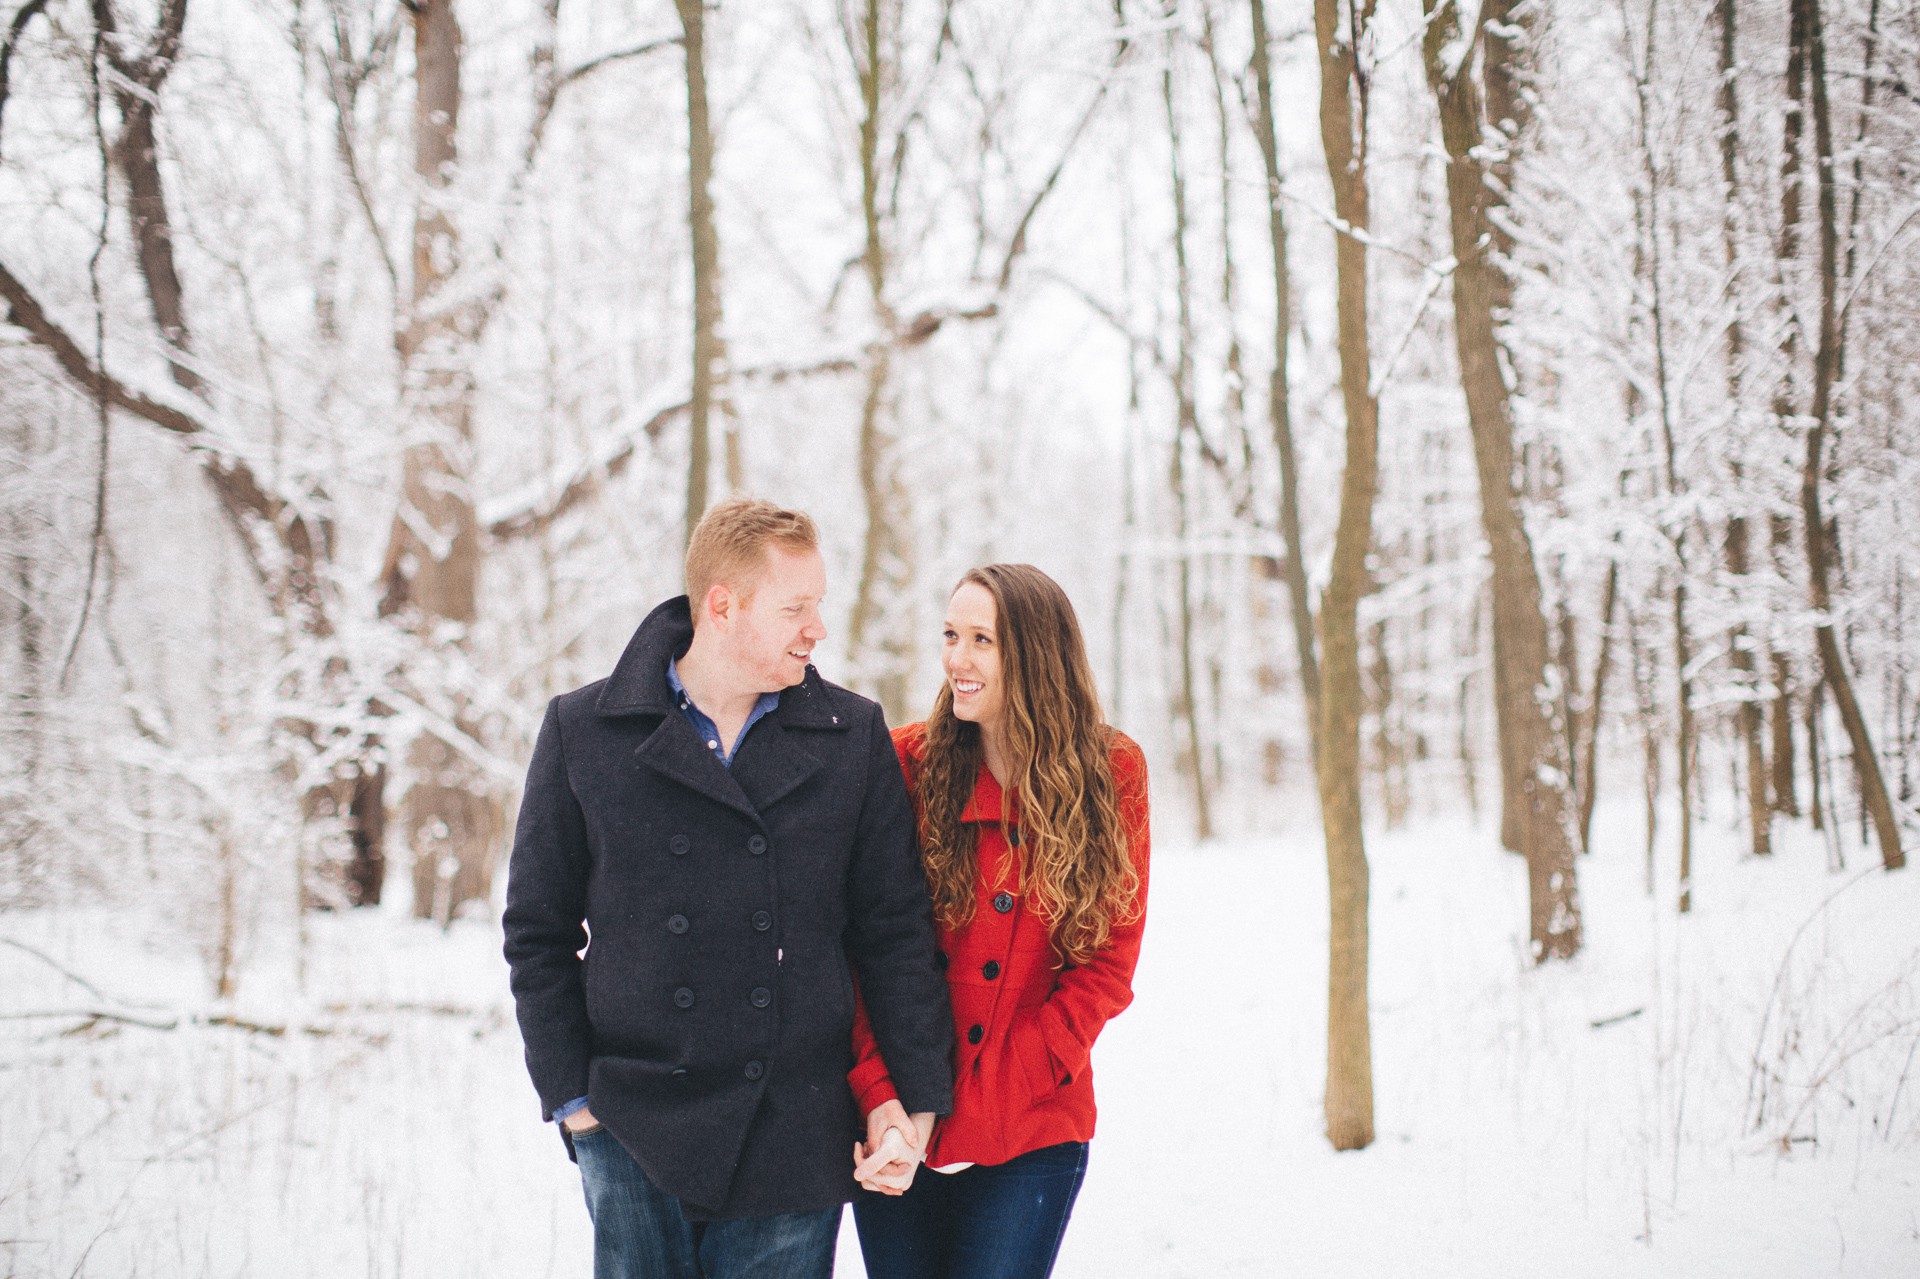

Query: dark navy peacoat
<box><xmin>503</xmin><ymin>596</ymin><xmax>954</xmax><ymax>1220</ymax></box>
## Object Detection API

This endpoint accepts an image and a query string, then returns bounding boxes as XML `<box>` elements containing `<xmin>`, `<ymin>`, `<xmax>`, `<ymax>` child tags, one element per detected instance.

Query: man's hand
<box><xmin>853</xmin><ymin>1099</ymin><xmax>935</xmax><ymax>1195</ymax></box>
<box><xmin>562</xmin><ymin>1106</ymin><xmax>600</xmax><ymax>1133</ymax></box>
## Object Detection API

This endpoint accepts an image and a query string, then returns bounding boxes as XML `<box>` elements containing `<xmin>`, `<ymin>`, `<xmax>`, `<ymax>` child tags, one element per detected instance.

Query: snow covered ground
<box><xmin>3</xmin><ymin>802</ymin><xmax>1916</xmax><ymax>1277</ymax></box>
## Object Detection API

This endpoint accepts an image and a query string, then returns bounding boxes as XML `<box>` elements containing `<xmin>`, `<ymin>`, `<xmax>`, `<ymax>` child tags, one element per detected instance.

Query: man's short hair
<box><xmin>685</xmin><ymin>498</ymin><xmax>820</xmax><ymax>617</ymax></box>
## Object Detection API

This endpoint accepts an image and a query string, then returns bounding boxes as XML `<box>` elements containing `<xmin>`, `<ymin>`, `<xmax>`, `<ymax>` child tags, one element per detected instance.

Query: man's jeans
<box><xmin>849</xmin><ymin>1141</ymin><xmax>1090</xmax><ymax>1279</ymax></box>
<box><xmin>573</xmin><ymin>1126</ymin><xmax>839</xmax><ymax>1279</ymax></box>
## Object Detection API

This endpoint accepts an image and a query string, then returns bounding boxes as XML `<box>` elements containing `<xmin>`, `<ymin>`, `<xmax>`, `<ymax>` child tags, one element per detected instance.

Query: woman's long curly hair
<box><xmin>915</xmin><ymin>564</ymin><xmax>1140</xmax><ymax>965</ymax></box>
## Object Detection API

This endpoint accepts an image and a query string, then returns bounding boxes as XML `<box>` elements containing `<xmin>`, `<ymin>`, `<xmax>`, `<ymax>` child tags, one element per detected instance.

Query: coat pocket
<box><xmin>1003</xmin><ymin>1011</ymin><xmax>1066</xmax><ymax>1108</ymax></box>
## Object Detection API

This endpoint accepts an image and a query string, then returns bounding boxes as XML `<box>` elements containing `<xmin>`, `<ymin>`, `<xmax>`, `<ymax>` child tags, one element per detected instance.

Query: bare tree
<box><xmin>1623</xmin><ymin>0</ymin><xmax>1697</xmax><ymax>912</ymax></box>
<box><xmin>842</xmin><ymin>0</ymin><xmax>917</xmax><ymax>724</ymax></box>
<box><xmin>1799</xmin><ymin>0</ymin><xmax>1903</xmax><ymax>872</ymax></box>
<box><xmin>374</xmin><ymin>0</ymin><xmax>503</xmax><ymax>920</ymax></box>
<box><xmin>1312</xmin><ymin>0</ymin><xmax>1377</xmax><ymax>1153</ymax></box>
<box><xmin>1248</xmin><ymin>0</ymin><xmax>1320</xmax><ymax>763</ymax></box>
<box><xmin>1422</xmin><ymin>0</ymin><xmax>1581</xmax><ymax>959</ymax></box>
<box><xmin>674</xmin><ymin>0</ymin><xmax>725</xmax><ymax>538</ymax></box>
<box><xmin>1161</xmin><ymin>7</ymin><xmax>1214</xmax><ymax>840</ymax></box>
<box><xmin>0</xmin><ymin>1</ymin><xmax>380</xmax><ymax>904</ymax></box>
<box><xmin>1714</xmin><ymin>0</ymin><xmax>1773</xmax><ymax>859</ymax></box>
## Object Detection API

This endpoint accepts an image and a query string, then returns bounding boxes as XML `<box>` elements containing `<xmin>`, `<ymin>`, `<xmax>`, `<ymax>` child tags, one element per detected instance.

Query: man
<box><xmin>504</xmin><ymin>498</ymin><xmax>953</xmax><ymax>1277</ymax></box>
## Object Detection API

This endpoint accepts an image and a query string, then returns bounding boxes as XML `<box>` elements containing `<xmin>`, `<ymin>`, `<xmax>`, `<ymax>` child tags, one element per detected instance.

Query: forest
<box><xmin>1</xmin><ymin>0</ymin><xmax>1916</xmax><ymax>1273</ymax></box>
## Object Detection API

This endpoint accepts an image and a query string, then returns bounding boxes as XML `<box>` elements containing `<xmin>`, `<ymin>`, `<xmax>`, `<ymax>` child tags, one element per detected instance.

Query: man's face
<box><xmin>723</xmin><ymin>545</ymin><xmax>829</xmax><ymax>693</ymax></box>
<box><xmin>942</xmin><ymin>581</ymin><xmax>1006</xmax><ymax>732</ymax></box>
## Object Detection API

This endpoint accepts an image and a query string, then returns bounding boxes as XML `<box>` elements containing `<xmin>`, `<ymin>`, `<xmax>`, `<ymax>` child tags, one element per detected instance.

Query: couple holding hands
<box><xmin>504</xmin><ymin>499</ymin><xmax>1150</xmax><ymax>1279</ymax></box>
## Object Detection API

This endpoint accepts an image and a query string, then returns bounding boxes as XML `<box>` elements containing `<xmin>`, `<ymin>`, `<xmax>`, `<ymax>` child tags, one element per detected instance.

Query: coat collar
<box><xmin>596</xmin><ymin>596</ymin><xmax>695</xmax><ymax>717</ymax></box>
<box><xmin>959</xmin><ymin>764</ymin><xmax>1018</xmax><ymax>825</ymax></box>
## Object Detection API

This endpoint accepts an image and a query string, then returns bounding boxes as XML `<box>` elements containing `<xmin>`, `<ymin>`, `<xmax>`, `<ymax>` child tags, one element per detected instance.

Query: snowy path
<box><xmin>3</xmin><ymin>807</ymin><xmax>1916</xmax><ymax>1276</ymax></box>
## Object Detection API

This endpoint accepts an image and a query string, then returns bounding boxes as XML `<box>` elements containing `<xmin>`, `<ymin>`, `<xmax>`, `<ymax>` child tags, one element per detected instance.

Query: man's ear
<box><xmin>702</xmin><ymin>582</ymin><xmax>735</xmax><ymax>629</ymax></box>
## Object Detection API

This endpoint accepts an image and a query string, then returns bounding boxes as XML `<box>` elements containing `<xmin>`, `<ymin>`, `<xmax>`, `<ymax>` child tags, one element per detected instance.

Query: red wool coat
<box><xmin>849</xmin><ymin>721</ymin><xmax>1151</xmax><ymax>1169</ymax></box>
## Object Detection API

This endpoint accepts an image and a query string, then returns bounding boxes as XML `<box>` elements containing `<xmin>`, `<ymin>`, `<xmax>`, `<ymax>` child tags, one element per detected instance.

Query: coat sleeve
<box><xmin>1015</xmin><ymin>733</ymin><xmax>1152</xmax><ymax>1090</ymax></box>
<box><xmin>847</xmin><ymin>982</ymin><xmax>900</xmax><ymax>1115</ymax></box>
<box><xmin>843</xmin><ymin>706</ymin><xmax>954</xmax><ymax>1117</ymax></box>
<box><xmin>501</xmin><ymin>698</ymin><xmax>596</xmax><ymax>1119</ymax></box>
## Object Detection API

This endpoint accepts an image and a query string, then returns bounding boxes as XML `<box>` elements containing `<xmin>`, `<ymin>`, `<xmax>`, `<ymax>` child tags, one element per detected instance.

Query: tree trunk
<box><xmin>1628</xmin><ymin>6</ymin><xmax>1694</xmax><ymax>910</ymax></box>
<box><xmin>1249</xmin><ymin>0</ymin><xmax>1320</xmax><ymax>763</ymax></box>
<box><xmin>842</xmin><ymin>0</ymin><xmax>915</xmax><ymax>725</ymax></box>
<box><xmin>1630</xmin><ymin>607</ymin><xmax>1660</xmax><ymax>895</ymax></box>
<box><xmin>1422</xmin><ymin>0</ymin><xmax>1580</xmax><ymax>958</ymax></box>
<box><xmin>1799</xmin><ymin>0</ymin><xmax>1904</xmax><ymax>871</ymax></box>
<box><xmin>674</xmin><ymin>0</ymin><xmax>722</xmax><ymax>539</ymax></box>
<box><xmin>1576</xmin><ymin>552</ymin><xmax>1618</xmax><ymax>852</ymax></box>
<box><xmin>1312</xmin><ymin>0</ymin><xmax>1376</xmax><ymax>1153</ymax></box>
<box><xmin>383</xmin><ymin>0</ymin><xmax>500</xmax><ymax>919</ymax></box>
<box><xmin>1162</xmin><ymin>15</ymin><xmax>1213</xmax><ymax>841</ymax></box>
<box><xmin>1716</xmin><ymin>0</ymin><xmax>1772</xmax><ymax>857</ymax></box>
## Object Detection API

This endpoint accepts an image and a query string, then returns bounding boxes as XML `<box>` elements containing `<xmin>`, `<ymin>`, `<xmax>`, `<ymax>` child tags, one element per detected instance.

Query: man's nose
<box><xmin>804</xmin><ymin>611</ymin><xmax>827</xmax><ymax>641</ymax></box>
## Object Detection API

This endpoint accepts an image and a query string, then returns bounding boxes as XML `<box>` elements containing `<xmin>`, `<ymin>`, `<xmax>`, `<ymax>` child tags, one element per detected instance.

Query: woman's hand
<box><xmin>854</xmin><ymin>1099</ymin><xmax>935</xmax><ymax>1195</ymax></box>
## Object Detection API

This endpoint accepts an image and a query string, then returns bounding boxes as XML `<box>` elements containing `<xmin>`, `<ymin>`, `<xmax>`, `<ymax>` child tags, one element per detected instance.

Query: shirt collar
<box><xmin>666</xmin><ymin>657</ymin><xmax>782</xmax><ymax>760</ymax></box>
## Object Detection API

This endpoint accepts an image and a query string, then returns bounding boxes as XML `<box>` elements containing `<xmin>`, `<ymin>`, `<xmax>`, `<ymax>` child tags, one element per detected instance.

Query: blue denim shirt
<box><xmin>554</xmin><ymin>658</ymin><xmax>783</xmax><ymax>1125</ymax></box>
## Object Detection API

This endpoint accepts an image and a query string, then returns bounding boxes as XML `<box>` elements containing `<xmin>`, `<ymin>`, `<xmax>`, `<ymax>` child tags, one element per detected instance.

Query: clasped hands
<box><xmin>853</xmin><ymin>1099</ymin><xmax>936</xmax><ymax>1195</ymax></box>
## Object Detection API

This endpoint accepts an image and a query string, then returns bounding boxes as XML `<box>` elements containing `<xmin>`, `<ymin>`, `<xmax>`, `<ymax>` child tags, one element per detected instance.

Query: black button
<box><xmin>673</xmin><ymin>987</ymin><xmax>695</xmax><ymax>1009</ymax></box>
<box><xmin>744</xmin><ymin>1060</ymin><xmax>764</xmax><ymax>1080</ymax></box>
<box><xmin>748</xmin><ymin>835</ymin><xmax>768</xmax><ymax>855</ymax></box>
<box><xmin>993</xmin><ymin>892</ymin><xmax>1014</xmax><ymax>914</ymax></box>
<box><xmin>669</xmin><ymin>834</ymin><xmax>690</xmax><ymax>856</ymax></box>
<box><xmin>966</xmin><ymin>1024</ymin><xmax>984</xmax><ymax>1045</ymax></box>
<box><xmin>667</xmin><ymin>914</ymin><xmax>690</xmax><ymax>934</ymax></box>
<box><xmin>752</xmin><ymin>910</ymin><xmax>772</xmax><ymax>931</ymax></box>
<box><xmin>750</xmin><ymin>986</ymin><xmax>771</xmax><ymax>1008</ymax></box>
<box><xmin>982</xmin><ymin>960</ymin><xmax>1001</xmax><ymax>980</ymax></box>
<box><xmin>671</xmin><ymin>1067</ymin><xmax>688</xmax><ymax>1079</ymax></box>
<box><xmin>1008</xmin><ymin>827</ymin><xmax>1021</xmax><ymax>847</ymax></box>
<box><xmin>934</xmin><ymin>951</ymin><xmax>949</xmax><ymax>971</ymax></box>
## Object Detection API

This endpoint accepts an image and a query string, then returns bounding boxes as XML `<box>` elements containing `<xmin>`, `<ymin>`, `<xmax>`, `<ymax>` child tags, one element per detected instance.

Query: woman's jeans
<box><xmin>851</xmin><ymin>1141</ymin><xmax>1090</xmax><ymax>1279</ymax></box>
<box><xmin>572</xmin><ymin>1126</ymin><xmax>838</xmax><ymax>1279</ymax></box>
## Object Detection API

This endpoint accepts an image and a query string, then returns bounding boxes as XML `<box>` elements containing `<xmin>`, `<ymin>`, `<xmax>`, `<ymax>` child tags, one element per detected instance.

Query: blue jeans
<box><xmin>572</xmin><ymin>1125</ymin><xmax>839</xmax><ymax>1279</ymax></box>
<box><xmin>850</xmin><ymin>1141</ymin><xmax>1090</xmax><ymax>1279</ymax></box>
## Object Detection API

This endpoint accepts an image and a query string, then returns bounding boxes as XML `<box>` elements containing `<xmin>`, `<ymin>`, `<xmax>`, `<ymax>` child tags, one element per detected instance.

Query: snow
<box><xmin>3</xmin><ymin>802</ymin><xmax>1916</xmax><ymax>1276</ymax></box>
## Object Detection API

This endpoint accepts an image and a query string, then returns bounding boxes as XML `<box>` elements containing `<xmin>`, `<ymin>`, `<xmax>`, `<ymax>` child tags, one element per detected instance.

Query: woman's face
<box><xmin>942</xmin><ymin>581</ymin><xmax>1006</xmax><ymax>732</ymax></box>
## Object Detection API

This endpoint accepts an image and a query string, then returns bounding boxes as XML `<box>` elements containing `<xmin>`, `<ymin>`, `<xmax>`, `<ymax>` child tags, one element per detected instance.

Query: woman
<box><xmin>849</xmin><ymin>563</ymin><xmax>1151</xmax><ymax>1279</ymax></box>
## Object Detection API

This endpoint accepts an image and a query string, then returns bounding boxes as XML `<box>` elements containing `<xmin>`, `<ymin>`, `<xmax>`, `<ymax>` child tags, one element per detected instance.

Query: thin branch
<box><xmin>485</xmin><ymin>399</ymin><xmax>685</xmax><ymax>541</ymax></box>
<box><xmin>555</xmin><ymin>34</ymin><xmax>681</xmax><ymax>91</ymax></box>
<box><xmin>1369</xmin><ymin>255</ymin><xmax>1454</xmax><ymax>397</ymax></box>
<box><xmin>0</xmin><ymin>937</ymin><xmax>123</xmax><ymax>1005</ymax></box>
<box><xmin>992</xmin><ymin>15</ymin><xmax>1135</xmax><ymax>293</ymax></box>
<box><xmin>0</xmin><ymin>259</ymin><xmax>204</xmax><ymax>436</ymax></box>
<box><xmin>0</xmin><ymin>0</ymin><xmax>52</xmax><ymax>160</ymax></box>
<box><xmin>485</xmin><ymin>333</ymin><xmax>959</xmax><ymax>542</ymax></box>
<box><xmin>317</xmin><ymin>32</ymin><xmax>399</xmax><ymax>297</ymax></box>
<box><xmin>1</xmin><ymin>1008</ymin><xmax>182</xmax><ymax>1031</ymax></box>
<box><xmin>61</xmin><ymin>21</ymin><xmax>115</xmax><ymax>687</ymax></box>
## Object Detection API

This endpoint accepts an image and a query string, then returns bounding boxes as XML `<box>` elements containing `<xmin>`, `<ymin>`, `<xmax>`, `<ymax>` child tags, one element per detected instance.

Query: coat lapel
<box><xmin>730</xmin><ymin>670</ymin><xmax>846</xmax><ymax>812</ymax></box>
<box><xmin>731</xmin><ymin>724</ymin><xmax>823</xmax><ymax>813</ymax></box>
<box><xmin>632</xmin><ymin>712</ymin><xmax>761</xmax><ymax>821</ymax></box>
